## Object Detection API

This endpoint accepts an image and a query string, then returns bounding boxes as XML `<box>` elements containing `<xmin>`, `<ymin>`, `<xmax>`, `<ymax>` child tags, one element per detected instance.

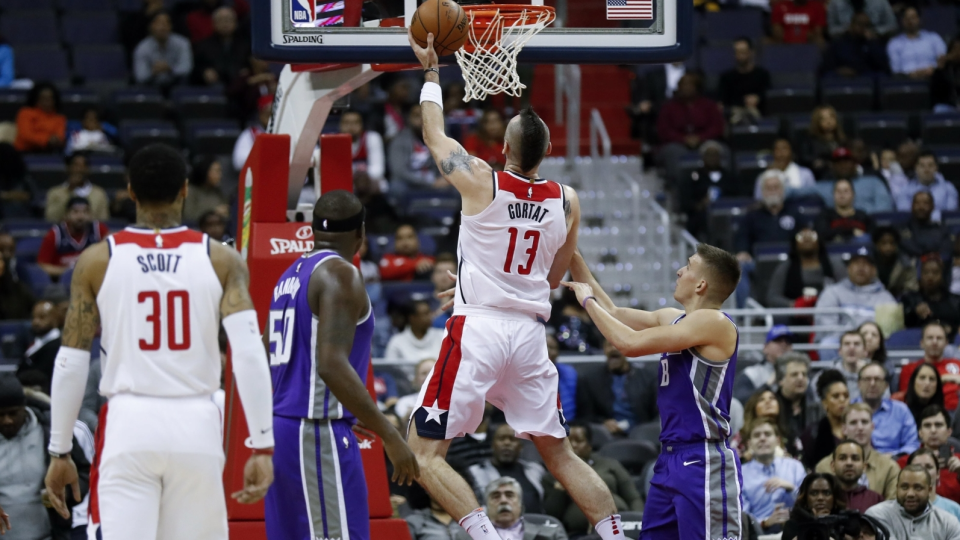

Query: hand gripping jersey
<box><xmin>268</xmin><ymin>250</ymin><xmax>374</xmax><ymax>421</ymax></box>
<box><xmin>657</xmin><ymin>313</ymin><xmax>739</xmax><ymax>445</ymax></box>
<box><xmin>454</xmin><ymin>170</ymin><xmax>568</xmax><ymax>321</ymax></box>
<box><xmin>97</xmin><ymin>227</ymin><xmax>223</xmax><ymax>398</ymax></box>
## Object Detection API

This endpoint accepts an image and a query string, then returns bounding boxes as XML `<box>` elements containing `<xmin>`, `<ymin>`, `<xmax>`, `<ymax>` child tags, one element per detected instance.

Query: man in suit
<box><xmin>576</xmin><ymin>340</ymin><xmax>659</xmax><ymax>437</ymax></box>
<box><xmin>456</xmin><ymin>477</ymin><xmax>568</xmax><ymax>540</ymax></box>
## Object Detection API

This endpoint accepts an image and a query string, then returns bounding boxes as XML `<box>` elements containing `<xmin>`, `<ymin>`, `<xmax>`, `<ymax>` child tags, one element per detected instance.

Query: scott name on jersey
<box><xmin>136</xmin><ymin>253</ymin><xmax>183</xmax><ymax>273</ymax></box>
<box><xmin>506</xmin><ymin>201</ymin><xmax>551</xmax><ymax>223</ymax></box>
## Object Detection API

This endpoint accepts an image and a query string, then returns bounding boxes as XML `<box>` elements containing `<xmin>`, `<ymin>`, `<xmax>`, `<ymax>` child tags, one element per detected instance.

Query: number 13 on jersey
<box><xmin>503</xmin><ymin>227</ymin><xmax>540</xmax><ymax>275</ymax></box>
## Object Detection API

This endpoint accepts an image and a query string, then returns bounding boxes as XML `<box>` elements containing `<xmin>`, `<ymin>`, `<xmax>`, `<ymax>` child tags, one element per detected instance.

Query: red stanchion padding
<box><xmin>371</xmin><ymin>518</ymin><xmax>415</xmax><ymax>539</ymax></box>
<box><xmin>228</xmin><ymin>520</ymin><xmax>266</xmax><ymax>540</ymax></box>
<box><xmin>363</xmin><ymin>363</ymin><xmax>395</xmax><ymax>519</ymax></box>
<box><xmin>319</xmin><ymin>134</ymin><xmax>353</xmax><ymax>193</ymax></box>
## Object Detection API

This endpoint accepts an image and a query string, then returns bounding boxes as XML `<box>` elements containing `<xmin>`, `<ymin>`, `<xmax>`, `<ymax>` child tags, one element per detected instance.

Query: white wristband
<box><xmin>223</xmin><ymin>310</ymin><xmax>275</xmax><ymax>449</ymax></box>
<box><xmin>420</xmin><ymin>81</ymin><xmax>443</xmax><ymax>110</ymax></box>
<box><xmin>49</xmin><ymin>347</ymin><xmax>91</xmax><ymax>455</ymax></box>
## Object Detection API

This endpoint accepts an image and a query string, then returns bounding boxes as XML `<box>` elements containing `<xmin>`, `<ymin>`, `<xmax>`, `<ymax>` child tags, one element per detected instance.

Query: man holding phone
<box><xmin>896</xmin><ymin>405</ymin><xmax>960</xmax><ymax>503</ymax></box>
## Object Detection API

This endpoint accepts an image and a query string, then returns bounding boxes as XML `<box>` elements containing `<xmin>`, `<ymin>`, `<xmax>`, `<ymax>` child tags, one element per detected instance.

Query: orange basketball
<box><xmin>411</xmin><ymin>0</ymin><xmax>470</xmax><ymax>57</ymax></box>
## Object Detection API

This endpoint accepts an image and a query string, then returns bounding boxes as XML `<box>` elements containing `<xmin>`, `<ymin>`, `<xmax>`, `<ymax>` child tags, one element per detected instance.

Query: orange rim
<box><xmin>459</xmin><ymin>4</ymin><xmax>555</xmax><ymax>53</ymax></box>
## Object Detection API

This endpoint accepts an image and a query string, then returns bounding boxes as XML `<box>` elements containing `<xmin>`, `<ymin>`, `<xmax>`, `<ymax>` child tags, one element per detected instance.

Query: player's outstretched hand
<box><xmin>44</xmin><ymin>456</ymin><xmax>81</xmax><ymax>519</ymax></box>
<box><xmin>407</xmin><ymin>28</ymin><xmax>439</xmax><ymax>70</ymax></box>
<box><xmin>559</xmin><ymin>280</ymin><xmax>594</xmax><ymax>306</ymax></box>
<box><xmin>436</xmin><ymin>270</ymin><xmax>457</xmax><ymax>311</ymax></box>
<box><xmin>383</xmin><ymin>432</ymin><xmax>421</xmax><ymax>486</ymax></box>
<box><xmin>0</xmin><ymin>503</ymin><xmax>10</xmax><ymax>534</ymax></box>
<box><xmin>232</xmin><ymin>453</ymin><xmax>274</xmax><ymax>504</ymax></box>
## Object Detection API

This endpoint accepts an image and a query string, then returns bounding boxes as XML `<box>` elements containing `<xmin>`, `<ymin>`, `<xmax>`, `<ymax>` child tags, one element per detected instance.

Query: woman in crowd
<box><xmin>802</xmin><ymin>105</ymin><xmax>846</xmax><ymax>178</ymax></box>
<box><xmin>859</xmin><ymin>322</ymin><xmax>888</xmax><ymax>370</ymax></box>
<box><xmin>753</xmin><ymin>138</ymin><xmax>816</xmax><ymax>199</ymax></box>
<box><xmin>14</xmin><ymin>82</ymin><xmax>67</xmax><ymax>153</ymax></box>
<box><xmin>781</xmin><ymin>473</ymin><xmax>848</xmax><ymax>540</ymax></box>
<box><xmin>182</xmin><ymin>157</ymin><xmax>229</xmax><ymax>223</ymax></box>
<box><xmin>767</xmin><ymin>228</ymin><xmax>844</xmax><ymax>308</ymax></box>
<box><xmin>802</xmin><ymin>370</ymin><xmax>850</xmax><ymax>469</ymax></box>
<box><xmin>895</xmin><ymin>364</ymin><xmax>946</xmax><ymax>428</ymax></box>
<box><xmin>740</xmin><ymin>389</ymin><xmax>797</xmax><ymax>458</ymax></box>
<box><xmin>542</xmin><ymin>422</ymin><xmax>643</xmax><ymax>535</ymax></box>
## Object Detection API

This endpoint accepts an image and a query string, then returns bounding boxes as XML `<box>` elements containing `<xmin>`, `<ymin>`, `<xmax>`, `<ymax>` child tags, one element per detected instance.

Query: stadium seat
<box><xmin>522</xmin><ymin>515</ymin><xmax>567</xmax><ymax>536</ymax></box>
<box><xmin>696</xmin><ymin>45</ymin><xmax>735</xmax><ymax>76</ymax></box>
<box><xmin>73</xmin><ymin>45</ymin><xmax>128</xmax><ymax>81</ymax></box>
<box><xmin>821</xmin><ymin>80</ymin><xmax>875</xmax><ymax>113</ymax></box>
<box><xmin>15</xmin><ymin>236</ymin><xmax>43</xmax><ymax>264</ymax></box>
<box><xmin>770</xmin><ymin>72</ymin><xmax>818</xmax><ymax>90</ymax></box>
<box><xmin>0</xmin><ymin>10</ymin><xmax>60</xmax><ymax>45</ymax></box>
<box><xmin>734</xmin><ymin>151</ymin><xmax>772</xmax><ymax>189</ymax></box>
<box><xmin>618</xmin><ymin>511</ymin><xmax>645</xmax><ymax>540</ymax></box>
<box><xmin>0</xmin><ymin>321</ymin><xmax>30</xmax><ymax>363</ymax></box>
<box><xmin>57</xmin><ymin>0</ymin><xmax>116</xmax><ymax>9</ymax></box>
<box><xmin>60</xmin><ymin>88</ymin><xmax>101</xmax><ymax>120</ymax></box>
<box><xmin>185</xmin><ymin>119</ymin><xmax>242</xmax><ymax>155</ymax></box>
<box><xmin>880</xmin><ymin>80</ymin><xmax>930</xmax><ymax>112</ymax></box>
<box><xmin>172</xmin><ymin>87</ymin><xmax>229</xmax><ymax>120</ymax></box>
<box><xmin>855</xmin><ymin>113</ymin><xmax>909</xmax><ymax>150</ymax></box>
<box><xmin>922</xmin><ymin>5</ymin><xmax>957</xmax><ymax>40</ymax></box>
<box><xmin>728</xmin><ymin>119</ymin><xmax>779</xmax><ymax>152</ymax></box>
<box><xmin>595</xmin><ymin>440</ymin><xmax>659</xmax><ymax>475</ymax></box>
<box><xmin>380</xmin><ymin>281</ymin><xmax>434</xmax><ymax>306</ymax></box>
<box><xmin>921</xmin><ymin>113</ymin><xmax>960</xmax><ymax>146</ymax></box>
<box><xmin>703</xmin><ymin>10</ymin><xmax>764</xmax><ymax>42</ymax></box>
<box><xmin>13</xmin><ymin>45</ymin><xmax>70</xmax><ymax>84</ymax></box>
<box><xmin>871</xmin><ymin>211</ymin><xmax>911</xmax><ymax>228</ymax></box>
<box><xmin>21</xmin><ymin>264</ymin><xmax>52</xmax><ymax>298</ymax></box>
<box><xmin>761</xmin><ymin>44</ymin><xmax>820</xmax><ymax>73</ymax></box>
<box><xmin>3</xmin><ymin>0</ymin><xmax>55</xmax><ymax>8</ymax></box>
<box><xmin>0</xmin><ymin>89</ymin><xmax>26</xmax><ymax>122</ymax></box>
<box><xmin>61</xmin><ymin>11</ymin><xmax>120</xmax><ymax>45</ymax></box>
<box><xmin>112</xmin><ymin>88</ymin><xmax>165</xmax><ymax>119</ymax></box>
<box><xmin>887</xmin><ymin>328</ymin><xmax>923</xmax><ymax>349</ymax></box>
<box><xmin>60</xmin><ymin>267</ymin><xmax>74</xmax><ymax>297</ymax></box>
<box><xmin>24</xmin><ymin>154</ymin><xmax>67</xmax><ymax>191</ymax></box>
<box><xmin>825</xmin><ymin>242</ymin><xmax>861</xmax><ymax>260</ymax></box>
<box><xmin>119</xmin><ymin>120</ymin><xmax>181</xmax><ymax>155</ymax></box>
<box><xmin>765</xmin><ymin>87</ymin><xmax>816</xmax><ymax>115</ymax></box>
<box><xmin>936</xmin><ymin>147</ymin><xmax>960</xmax><ymax>182</ymax></box>
<box><xmin>1</xmin><ymin>218</ymin><xmax>48</xmax><ymax>236</ymax></box>
<box><xmin>88</xmin><ymin>159</ymin><xmax>127</xmax><ymax>191</ymax></box>
<box><xmin>943</xmin><ymin>210</ymin><xmax>960</xmax><ymax>227</ymax></box>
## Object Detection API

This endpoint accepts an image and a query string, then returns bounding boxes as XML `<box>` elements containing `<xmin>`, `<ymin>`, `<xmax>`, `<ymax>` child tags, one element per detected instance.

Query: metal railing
<box><xmin>554</xmin><ymin>64</ymin><xmax>581</xmax><ymax>163</ymax></box>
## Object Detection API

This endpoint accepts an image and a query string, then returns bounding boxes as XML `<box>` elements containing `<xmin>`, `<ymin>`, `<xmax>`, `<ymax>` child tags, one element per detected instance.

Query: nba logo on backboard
<box><xmin>290</xmin><ymin>0</ymin><xmax>313</xmax><ymax>25</ymax></box>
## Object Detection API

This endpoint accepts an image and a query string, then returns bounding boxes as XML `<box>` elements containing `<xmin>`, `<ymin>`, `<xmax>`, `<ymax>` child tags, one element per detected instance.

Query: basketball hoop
<box><xmin>455</xmin><ymin>4</ymin><xmax>555</xmax><ymax>102</ymax></box>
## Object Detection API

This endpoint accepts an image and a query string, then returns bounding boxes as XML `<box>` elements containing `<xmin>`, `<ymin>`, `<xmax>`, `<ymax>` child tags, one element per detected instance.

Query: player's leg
<box><xmin>672</xmin><ymin>442</ymin><xmax>743</xmax><ymax>540</ymax></box>
<box><xmin>96</xmin><ymin>451</ymin><xmax>162</xmax><ymax>540</ymax></box>
<box><xmin>637</xmin><ymin>455</ymin><xmax>680</xmax><ymax>540</ymax></box>
<box><xmin>408</xmin><ymin>315</ymin><xmax>504</xmax><ymax>539</ymax></box>
<box><xmin>154</xmin><ymin>452</ymin><xmax>229</xmax><ymax>540</ymax></box>
<box><xmin>492</xmin><ymin>321</ymin><xmax>620</xmax><ymax>538</ymax></box>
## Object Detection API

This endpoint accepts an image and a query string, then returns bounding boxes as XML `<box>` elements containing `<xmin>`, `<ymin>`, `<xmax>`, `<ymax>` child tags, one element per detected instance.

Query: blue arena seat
<box><xmin>73</xmin><ymin>45</ymin><xmax>128</xmax><ymax>80</ymax></box>
<box><xmin>380</xmin><ymin>281</ymin><xmax>435</xmax><ymax>306</ymax></box>
<box><xmin>0</xmin><ymin>10</ymin><xmax>60</xmax><ymax>45</ymax></box>
<box><xmin>703</xmin><ymin>10</ymin><xmax>764</xmax><ymax>42</ymax></box>
<box><xmin>61</xmin><ymin>11</ymin><xmax>120</xmax><ymax>45</ymax></box>
<box><xmin>887</xmin><ymin>328</ymin><xmax>924</xmax><ymax>350</ymax></box>
<box><xmin>13</xmin><ymin>45</ymin><xmax>70</xmax><ymax>83</ymax></box>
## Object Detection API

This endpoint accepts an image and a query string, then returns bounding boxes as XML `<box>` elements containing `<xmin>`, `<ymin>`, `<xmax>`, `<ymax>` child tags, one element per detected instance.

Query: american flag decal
<box><xmin>607</xmin><ymin>0</ymin><xmax>654</xmax><ymax>20</ymax></box>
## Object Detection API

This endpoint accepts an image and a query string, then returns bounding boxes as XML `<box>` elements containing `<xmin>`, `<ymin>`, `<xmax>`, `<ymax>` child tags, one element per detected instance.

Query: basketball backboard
<box><xmin>252</xmin><ymin>0</ymin><xmax>693</xmax><ymax>65</ymax></box>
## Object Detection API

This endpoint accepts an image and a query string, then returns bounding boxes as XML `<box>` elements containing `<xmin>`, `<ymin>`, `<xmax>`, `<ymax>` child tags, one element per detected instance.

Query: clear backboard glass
<box><xmin>252</xmin><ymin>0</ymin><xmax>692</xmax><ymax>65</ymax></box>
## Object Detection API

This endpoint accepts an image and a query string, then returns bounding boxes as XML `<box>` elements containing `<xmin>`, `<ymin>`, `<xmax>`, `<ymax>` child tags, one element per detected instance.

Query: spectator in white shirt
<box><xmin>384</xmin><ymin>300</ymin><xmax>444</xmax><ymax>362</ymax></box>
<box><xmin>232</xmin><ymin>95</ymin><xmax>273</xmax><ymax>172</ymax></box>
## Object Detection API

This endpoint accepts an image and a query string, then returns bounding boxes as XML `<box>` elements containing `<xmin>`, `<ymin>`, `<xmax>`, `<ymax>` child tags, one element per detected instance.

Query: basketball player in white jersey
<box><xmin>408</xmin><ymin>32</ymin><xmax>625</xmax><ymax>540</ymax></box>
<box><xmin>43</xmin><ymin>144</ymin><xmax>275</xmax><ymax>540</ymax></box>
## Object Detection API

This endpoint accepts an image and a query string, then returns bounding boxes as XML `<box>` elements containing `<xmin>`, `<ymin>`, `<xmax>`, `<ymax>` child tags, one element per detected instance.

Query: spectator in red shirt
<box><xmin>36</xmin><ymin>197</ymin><xmax>109</xmax><ymax>279</ymax></box>
<box><xmin>897</xmin><ymin>406</ymin><xmax>960</xmax><ymax>503</ymax></box>
<box><xmin>655</xmin><ymin>73</ymin><xmax>726</xmax><ymax>182</ymax></box>
<box><xmin>463</xmin><ymin>109</ymin><xmax>507</xmax><ymax>171</ymax></box>
<box><xmin>899</xmin><ymin>322</ymin><xmax>960</xmax><ymax>411</ymax></box>
<box><xmin>379</xmin><ymin>224</ymin><xmax>434</xmax><ymax>281</ymax></box>
<box><xmin>771</xmin><ymin>0</ymin><xmax>827</xmax><ymax>47</ymax></box>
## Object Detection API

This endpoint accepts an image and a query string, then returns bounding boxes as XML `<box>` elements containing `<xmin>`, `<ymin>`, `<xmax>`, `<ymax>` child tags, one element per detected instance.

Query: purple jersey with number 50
<box><xmin>268</xmin><ymin>249</ymin><xmax>374</xmax><ymax>421</ymax></box>
<box><xmin>657</xmin><ymin>312</ymin><xmax>739</xmax><ymax>445</ymax></box>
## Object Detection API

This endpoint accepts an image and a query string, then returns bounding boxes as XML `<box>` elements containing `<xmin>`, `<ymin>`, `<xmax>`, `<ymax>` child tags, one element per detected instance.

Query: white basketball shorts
<box><xmin>411</xmin><ymin>306</ymin><xmax>569</xmax><ymax>440</ymax></box>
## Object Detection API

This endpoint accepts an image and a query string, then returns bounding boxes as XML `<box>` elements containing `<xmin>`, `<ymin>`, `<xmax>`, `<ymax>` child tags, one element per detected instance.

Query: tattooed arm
<box><xmin>546</xmin><ymin>186</ymin><xmax>581</xmax><ymax>289</ymax></box>
<box><xmin>419</xmin><ymin>71</ymin><xmax>493</xmax><ymax>214</ymax></box>
<box><xmin>61</xmin><ymin>243</ymin><xmax>108</xmax><ymax>349</ymax></box>
<box><xmin>211</xmin><ymin>241</ymin><xmax>256</xmax><ymax>317</ymax></box>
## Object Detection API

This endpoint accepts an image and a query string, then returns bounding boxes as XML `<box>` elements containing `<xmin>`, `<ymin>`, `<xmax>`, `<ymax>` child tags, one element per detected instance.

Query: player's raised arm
<box><xmin>211</xmin><ymin>242</ymin><xmax>275</xmax><ymax>504</ymax></box>
<box><xmin>408</xmin><ymin>30</ymin><xmax>492</xmax><ymax>206</ymax></box>
<box><xmin>311</xmin><ymin>260</ymin><xmax>420</xmax><ymax>485</ymax></box>
<box><xmin>46</xmin><ymin>243</ymin><xmax>107</xmax><ymax>519</ymax></box>
<box><xmin>568</xmin><ymin>251</ymin><xmax>679</xmax><ymax>330</ymax></box>
<box><xmin>546</xmin><ymin>185</ymin><xmax>581</xmax><ymax>289</ymax></box>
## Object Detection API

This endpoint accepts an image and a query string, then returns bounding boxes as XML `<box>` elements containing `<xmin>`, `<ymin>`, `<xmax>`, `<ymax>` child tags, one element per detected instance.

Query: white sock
<box><xmin>595</xmin><ymin>514</ymin><xmax>624</xmax><ymax>539</ymax></box>
<box><xmin>459</xmin><ymin>508</ymin><xmax>502</xmax><ymax>540</ymax></box>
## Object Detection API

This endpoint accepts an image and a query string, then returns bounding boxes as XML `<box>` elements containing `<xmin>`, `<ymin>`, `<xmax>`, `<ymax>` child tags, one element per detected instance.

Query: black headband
<box><xmin>313</xmin><ymin>206</ymin><xmax>365</xmax><ymax>233</ymax></box>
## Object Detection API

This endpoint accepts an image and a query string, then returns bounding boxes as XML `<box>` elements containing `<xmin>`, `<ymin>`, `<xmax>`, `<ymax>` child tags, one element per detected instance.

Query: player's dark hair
<box><xmin>518</xmin><ymin>107</ymin><xmax>548</xmax><ymax>172</ymax></box>
<box><xmin>313</xmin><ymin>189</ymin><xmax>364</xmax><ymax>236</ymax></box>
<box><xmin>832</xmin><ymin>438</ymin><xmax>864</xmax><ymax>460</ymax></box>
<box><xmin>695</xmin><ymin>244</ymin><xmax>740</xmax><ymax>301</ymax></box>
<box><xmin>128</xmin><ymin>144</ymin><xmax>188</xmax><ymax>204</ymax></box>
<box><xmin>816</xmin><ymin>369</ymin><xmax>847</xmax><ymax>400</ymax></box>
<box><xmin>918</xmin><ymin>403</ymin><xmax>951</xmax><ymax>426</ymax></box>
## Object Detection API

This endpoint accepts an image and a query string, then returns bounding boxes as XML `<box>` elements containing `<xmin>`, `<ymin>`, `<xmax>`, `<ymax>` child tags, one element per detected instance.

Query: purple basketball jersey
<box><xmin>657</xmin><ymin>313</ymin><xmax>738</xmax><ymax>445</ymax></box>
<box><xmin>269</xmin><ymin>250</ymin><xmax>374</xmax><ymax>421</ymax></box>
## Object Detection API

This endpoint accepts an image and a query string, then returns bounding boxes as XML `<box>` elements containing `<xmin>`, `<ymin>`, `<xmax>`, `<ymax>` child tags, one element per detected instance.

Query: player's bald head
<box><xmin>505</xmin><ymin>107</ymin><xmax>550</xmax><ymax>173</ymax></box>
<box><xmin>312</xmin><ymin>190</ymin><xmax>364</xmax><ymax>239</ymax></box>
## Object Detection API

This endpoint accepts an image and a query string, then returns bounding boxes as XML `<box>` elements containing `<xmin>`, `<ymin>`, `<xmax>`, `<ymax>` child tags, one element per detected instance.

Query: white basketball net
<box><xmin>455</xmin><ymin>6</ymin><xmax>555</xmax><ymax>102</ymax></box>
